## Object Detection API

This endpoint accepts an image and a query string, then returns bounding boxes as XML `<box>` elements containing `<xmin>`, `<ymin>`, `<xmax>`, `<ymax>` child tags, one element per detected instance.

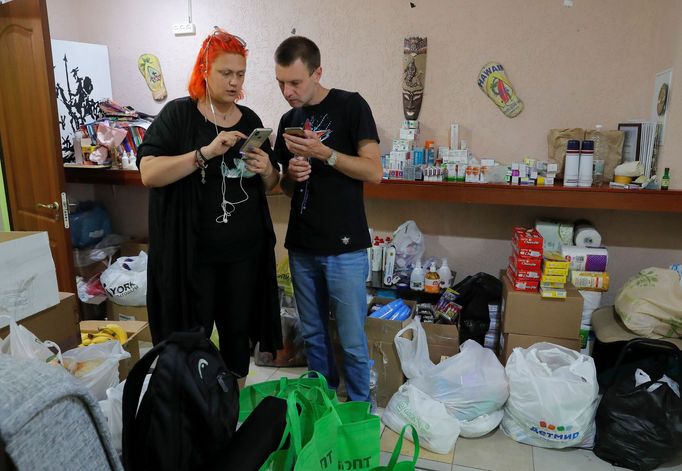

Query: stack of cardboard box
<box><xmin>498</xmin><ymin>275</ymin><xmax>583</xmax><ymax>364</ymax></box>
<box><xmin>507</xmin><ymin>227</ymin><xmax>543</xmax><ymax>292</ymax></box>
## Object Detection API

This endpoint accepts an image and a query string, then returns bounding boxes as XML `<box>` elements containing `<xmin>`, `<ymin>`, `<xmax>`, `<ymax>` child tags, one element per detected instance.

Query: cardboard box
<box><xmin>106</xmin><ymin>301</ymin><xmax>152</xmax><ymax>342</ymax></box>
<box><xmin>501</xmin><ymin>276</ymin><xmax>583</xmax><ymax>339</ymax></box>
<box><xmin>80</xmin><ymin>320</ymin><xmax>148</xmax><ymax>380</ymax></box>
<box><xmin>0</xmin><ymin>292</ymin><xmax>80</xmax><ymax>352</ymax></box>
<box><xmin>421</xmin><ymin>322</ymin><xmax>459</xmax><ymax>364</ymax></box>
<box><xmin>365</xmin><ymin>297</ymin><xmax>416</xmax><ymax>407</ymax></box>
<box><xmin>0</xmin><ymin>231</ymin><xmax>60</xmax><ymax>322</ymax></box>
<box><xmin>119</xmin><ymin>240</ymin><xmax>149</xmax><ymax>257</ymax></box>
<box><xmin>499</xmin><ymin>333</ymin><xmax>580</xmax><ymax>364</ymax></box>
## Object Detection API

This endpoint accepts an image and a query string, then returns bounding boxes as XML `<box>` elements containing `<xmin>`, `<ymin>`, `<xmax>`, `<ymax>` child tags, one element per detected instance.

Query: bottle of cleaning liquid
<box><xmin>424</xmin><ymin>262</ymin><xmax>441</xmax><ymax>293</ymax></box>
<box><xmin>410</xmin><ymin>260</ymin><xmax>425</xmax><ymax>291</ymax></box>
<box><xmin>437</xmin><ymin>258</ymin><xmax>452</xmax><ymax>289</ymax></box>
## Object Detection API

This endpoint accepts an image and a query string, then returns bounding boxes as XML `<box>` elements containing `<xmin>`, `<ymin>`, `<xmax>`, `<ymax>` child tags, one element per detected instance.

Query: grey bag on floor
<box><xmin>0</xmin><ymin>355</ymin><xmax>122</xmax><ymax>471</ymax></box>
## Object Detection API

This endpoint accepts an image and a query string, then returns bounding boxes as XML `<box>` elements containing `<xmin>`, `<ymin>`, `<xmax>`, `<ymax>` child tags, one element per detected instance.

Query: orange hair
<box><xmin>188</xmin><ymin>28</ymin><xmax>248</xmax><ymax>101</ymax></box>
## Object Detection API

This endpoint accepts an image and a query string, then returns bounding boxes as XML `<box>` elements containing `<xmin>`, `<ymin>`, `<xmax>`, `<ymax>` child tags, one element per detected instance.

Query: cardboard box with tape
<box><xmin>106</xmin><ymin>301</ymin><xmax>151</xmax><ymax>343</ymax></box>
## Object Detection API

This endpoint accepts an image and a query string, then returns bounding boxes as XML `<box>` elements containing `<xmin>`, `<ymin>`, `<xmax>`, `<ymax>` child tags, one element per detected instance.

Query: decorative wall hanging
<box><xmin>402</xmin><ymin>37</ymin><xmax>427</xmax><ymax>120</ymax></box>
<box><xmin>51</xmin><ymin>40</ymin><xmax>113</xmax><ymax>162</ymax></box>
<box><xmin>477</xmin><ymin>61</ymin><xmax>524</xmax><ymax>118</ymax></box>
<box><xmin>138</xmin><ymin>53</ymin><xmax>168</xmax><ymax>101</ymax></box>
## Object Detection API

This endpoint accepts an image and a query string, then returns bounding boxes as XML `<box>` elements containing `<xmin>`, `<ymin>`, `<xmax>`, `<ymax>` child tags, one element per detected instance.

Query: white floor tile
<box><xmin>245</xmin><ymin>360</ymin><xmax>278</xmax><ymax>386</ymax></box>
<box><xmin>270</xmin><ymin>366</ymin><xmax>309</xmax><ymax>380</ymax></box>
<box><xmin>533</xmin><ymin>446</ymin><xmax>613</xmax><ymax>471</ymax></box>
<box><xmin>451</xmin><ymin>466</ymin><xmax>489</xmax><ymax>471</ymax></box>
<box><xmin>453</xmin><ymin>428</ymin><xmax>533</xmax><ymax>471</ymax></box>
<box><xmin>380</xmin><ymin>452</ymin><xmax>451</xmax><ymax>471</ymax></box>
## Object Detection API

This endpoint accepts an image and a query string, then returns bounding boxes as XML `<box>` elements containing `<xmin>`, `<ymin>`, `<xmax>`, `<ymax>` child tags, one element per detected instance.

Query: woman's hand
<box><xmin>201</xmin><ymin>130</ymin><xmax>248</xmax><ymax>159</ymax></box>
<box><xmin>242</xmin><ymin>148</ymin><xmax>275</xmax><ymax>177</ymax></box>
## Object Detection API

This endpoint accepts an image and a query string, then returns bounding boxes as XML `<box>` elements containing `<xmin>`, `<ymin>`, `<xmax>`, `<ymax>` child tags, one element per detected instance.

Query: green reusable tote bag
<box><xmin>370</xmin><ymin>425</ymin><xmax>420</xmax><ymax>471</ymax></box>
<box><xmin>240</xmin><ymin>371</ymin><xmax>338</xmax><ymax>421</ymax></box>
<box><xmin>334</xmin><ymin>401</ymin><xmax>381</xmax><ymax>471</ymax></box>
<box><xmin>260</xmin><ymin>389</ymin><xmax>339</xmax><ymax>471</ymax></box>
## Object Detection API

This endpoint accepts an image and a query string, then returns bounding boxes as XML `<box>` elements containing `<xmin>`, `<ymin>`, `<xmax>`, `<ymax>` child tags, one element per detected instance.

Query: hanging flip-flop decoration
<box><xmin>138</xmin><ymin>53</ymin><xmax>167</xmax><ymax>101</ymax></box>
<box><xmin>477</xmin><ymin>61</ymin><xmax>523</xmax><ymax>118</ymax></box>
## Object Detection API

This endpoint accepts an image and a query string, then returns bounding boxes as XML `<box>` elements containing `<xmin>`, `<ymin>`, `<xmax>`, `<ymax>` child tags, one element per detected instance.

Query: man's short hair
<box><xmin>275</xmin><ymin>36</ymin><xmax>321</xmax><ymax>74</ymax></box>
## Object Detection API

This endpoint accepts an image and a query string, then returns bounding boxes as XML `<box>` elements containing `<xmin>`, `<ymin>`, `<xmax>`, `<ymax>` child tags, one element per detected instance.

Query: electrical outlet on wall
<box><xmin>563</xmin><ymin>0</ymin><xmax>574</xmax><ymax>6</ymax></box>
<box><xmin>172</xmin><ymin>23</ymin><xmax>196</xmax><ymax>36</ymax></box>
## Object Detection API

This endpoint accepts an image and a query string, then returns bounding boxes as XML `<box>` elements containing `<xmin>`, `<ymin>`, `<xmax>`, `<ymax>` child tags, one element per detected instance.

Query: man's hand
<box><xmin>283</xmin><ymin>130</ymin><xmax>331</xmax><ymax>161</ymax></box>
<box><xmin>286</xmin><ymin>156</ymin><xmax>312</xmax><ymax>182</ymax></box>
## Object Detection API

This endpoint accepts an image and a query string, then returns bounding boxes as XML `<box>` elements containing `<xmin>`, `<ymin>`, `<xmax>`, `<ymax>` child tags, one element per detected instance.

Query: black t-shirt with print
<box><xmin>138</xmin><ymin>97</ymin><xmax>275</xmax><ymax>262</ymax></box>
<box><xmin>274</xmin><ymin>89</ymin><xmax>380</xmax><ymax>255</ymax></box>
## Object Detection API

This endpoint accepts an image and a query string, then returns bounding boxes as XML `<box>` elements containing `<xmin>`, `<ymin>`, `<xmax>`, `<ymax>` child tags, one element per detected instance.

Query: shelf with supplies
<box><xmin>64</xmin><ymin>167</ymin><xmax>682</xmax><ymax>213</ymax></box>
<box><xmin>363</xmin><ymin>180</ymin><xmax>682</xmax><ymax>213</ymax></box>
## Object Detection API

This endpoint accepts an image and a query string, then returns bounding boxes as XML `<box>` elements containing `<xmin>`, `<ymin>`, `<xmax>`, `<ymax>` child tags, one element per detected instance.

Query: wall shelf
<box><xmin>64</xmin><ymin>168</ymin><xmax>682</xmax><ymax>213</ymax></box>
<box><xmin>363</xmin><ymin>180</ymin><xmax>682</xmax><ymax>213</ymax></box>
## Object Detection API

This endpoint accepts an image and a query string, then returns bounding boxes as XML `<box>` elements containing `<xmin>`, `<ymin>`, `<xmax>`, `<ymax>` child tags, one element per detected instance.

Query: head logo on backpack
<box><xmin>122</xmin><ymin>328</ymin><xmax>238</xmax><ymax>470</ymax></box>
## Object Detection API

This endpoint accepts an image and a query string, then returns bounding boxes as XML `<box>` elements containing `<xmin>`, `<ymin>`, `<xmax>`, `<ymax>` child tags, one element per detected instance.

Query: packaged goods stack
<box><xmin>539</xmin><ymin>252</ymin><xmax>570</xmax><ymax>299</ymax></box>
<box><xmin>484</xmin><ymin>302</ymin><xmax>501</xmax><ymax>351</ymax></box>
<box><xmin>506</xmin><ymin>227</ymin><xmax>543</xmax><ymax>292</ymax></box>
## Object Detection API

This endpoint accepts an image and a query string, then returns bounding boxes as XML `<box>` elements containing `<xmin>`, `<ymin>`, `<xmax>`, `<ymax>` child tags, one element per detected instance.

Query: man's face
<box><xmin>275</xmin><ymin>58</ymin><xmax>320</xmax><ymax>107</ymax></box>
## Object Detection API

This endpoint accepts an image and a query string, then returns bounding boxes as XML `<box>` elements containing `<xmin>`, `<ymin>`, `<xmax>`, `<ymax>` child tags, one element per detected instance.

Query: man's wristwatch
<box><xmin>325</xmin><ymin>149</ymin><xmax>338</xmax><ymax>167</ymax></box>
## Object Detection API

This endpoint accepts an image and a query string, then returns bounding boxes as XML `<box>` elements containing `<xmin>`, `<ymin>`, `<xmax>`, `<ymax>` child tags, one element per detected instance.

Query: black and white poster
<box><xmin>51</xmin><ymin>40</ymin><xmax>112</xmax><ymax>162</ymax></box>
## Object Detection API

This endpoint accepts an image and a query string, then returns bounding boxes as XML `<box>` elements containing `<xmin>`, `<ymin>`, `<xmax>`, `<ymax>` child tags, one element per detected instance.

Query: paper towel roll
<box><xmin>561</xmin><ymin>246</ymin><xmax>608</xmax><ymax>272</ymax></box>
<box><xmin>579</xmin><ymin>290</ymin><xmax>602</xmax><ymax>311</ymax></box>
<box><xmin>574</xmin><ymin>224</ymin><xmax>602</xmax><ymax>247</ymax></box>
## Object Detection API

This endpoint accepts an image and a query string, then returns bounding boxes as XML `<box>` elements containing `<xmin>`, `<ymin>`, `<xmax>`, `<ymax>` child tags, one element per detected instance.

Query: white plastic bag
<box><xmin>100</xmin><ymin>251</ymin><xmax>148</xmax><ymax>306</ymax></box>
<box><xmin>501</xmin><ymin>342</ymin><xmax>599</xmax><ymax>449</ymax></box>
<box><xmin>62</xmin><ymin>341</ymin><xmax>130</xmax><ymax>400</ymax></box>
<box><xmin>392</xmin><ymin>221</ymin><xmax>425</xmax><ymax>273</ymax></box>
<box><xmin>99</xmin><ymin>374</ymin><xmax>151</xmax><ymax>453</ymax></box>
<box><xmin>459</xmin><ymin>409</ymin><xmax>504</xmax><ymax>438</ymax></box>
<box><xmin>0</xmin><ymin>315</ymin><xmax>62</xmax><ymax>364</ymax></box>
<box><xmin>382</xmin><ymin>383</ymin><xmax>461</xmax><ymax>454</ymax></box>
<box><xmin>408</xmin><ymin>339</ymin><xmax>509</xmax><ymax>421</ymax></box>
<box><xmin>394</xmin><ymin>318</ymin><xmax>435</xmax><ymax>379</ymax></box>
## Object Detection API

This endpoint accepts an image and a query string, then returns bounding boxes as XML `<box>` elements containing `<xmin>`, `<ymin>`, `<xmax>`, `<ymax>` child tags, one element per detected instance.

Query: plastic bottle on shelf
<box><xmin>592</xmin><ymin>125</ymin><xmax>605</xmax><ymax>185</ymax></box>
<box><xmin>563</xmin><ymin>140</ymin><xmax>580</xmax><ymax>187</ymax></box>
<box><xmin>410</xmin><ymin>259</ymin><xmax>425</xmax><ymax>291</ymax></box>
<box><xmin>437</xmin><ymin>258</ymin><xmax>452</xmax><ymax>288</ymax></box>
<box><xmin>424</xmin><ymin>262</ymin><xmax>441</xmax><ymax>293</ymax></box>
<box><xmin>369</xmin><ymin>360</ymin><xmax>378</xmax><ymax>414</ymax></box>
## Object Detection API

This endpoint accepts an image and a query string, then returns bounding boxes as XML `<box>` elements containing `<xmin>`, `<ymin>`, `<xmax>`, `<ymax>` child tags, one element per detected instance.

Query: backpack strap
<box><xmin>121</xmin><ymin>340</ymin><xmax>166</xmax><ymax>471</ymax></box>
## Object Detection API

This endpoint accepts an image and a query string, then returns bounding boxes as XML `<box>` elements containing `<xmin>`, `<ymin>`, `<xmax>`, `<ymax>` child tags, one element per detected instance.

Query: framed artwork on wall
<box><xmin>651</xmin><ymin>68</ymin><xmax>672</xmax><ymax>146</ymax></box>
<box><xmin>51</xmin><ymin>40</ymin><xmax>113</xmax><ymax>162</ymax></box>
<box><xmin>617</xmin><ymin>122</ymin><xmax>642</xmax><ymax>163</ymax></box>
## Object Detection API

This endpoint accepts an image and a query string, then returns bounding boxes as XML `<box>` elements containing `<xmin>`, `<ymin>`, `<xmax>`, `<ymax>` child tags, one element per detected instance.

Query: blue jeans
<box><xmin>289</xmin><ymin>249</ymin><xmax>370</xmax><ymax>402</ymax></box>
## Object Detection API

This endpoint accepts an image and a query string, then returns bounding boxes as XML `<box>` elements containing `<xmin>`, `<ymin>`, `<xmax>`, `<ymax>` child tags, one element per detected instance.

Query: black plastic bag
<box><xmin>451</xmin><ymin>273</ymin><xmax>502</xmax><ymax>345</ymax></box>
<box><xmin>593</xmin><ymin>338</ymin><xmax>682</xmax><ymax>471</ymax></box>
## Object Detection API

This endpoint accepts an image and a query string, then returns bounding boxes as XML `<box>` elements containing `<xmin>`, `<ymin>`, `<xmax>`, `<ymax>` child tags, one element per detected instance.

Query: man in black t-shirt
<box><xmin>273</xmin><ymin>36</ymin><xmax>382</xmax><ymax>402</ymax></box>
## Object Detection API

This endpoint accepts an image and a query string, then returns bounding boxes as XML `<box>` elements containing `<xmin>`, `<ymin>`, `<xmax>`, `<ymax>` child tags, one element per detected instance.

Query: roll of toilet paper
<box><xmin>561</xmin><ymin>246</ymin><xmax>608</xmax><ymax>272</ymax></box>
<box><xmin>574</xmin><ymin>224</ymin><xmax>602</xmax><ymax>247</ymax></box>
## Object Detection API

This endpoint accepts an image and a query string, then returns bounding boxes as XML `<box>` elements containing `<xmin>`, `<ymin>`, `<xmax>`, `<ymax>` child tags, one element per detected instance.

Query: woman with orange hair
<box><xmin>137</xmin><ymin>28</ymin><xmax>282</xmax><ymax>383</ymax></box>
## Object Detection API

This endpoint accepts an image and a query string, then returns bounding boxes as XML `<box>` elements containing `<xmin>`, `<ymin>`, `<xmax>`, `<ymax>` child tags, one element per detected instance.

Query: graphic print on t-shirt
<box><xmin>303</xmin><ymin>116</ymin><xmax>333</xmax><ymax>142</ymax></box>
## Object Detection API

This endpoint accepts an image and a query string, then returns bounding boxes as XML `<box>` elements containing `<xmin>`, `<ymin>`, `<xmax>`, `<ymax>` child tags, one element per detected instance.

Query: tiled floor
<box><xmin>247</xmin><ymin>362</ymin><xmax>682</xmax><ymax>471</ymax></box>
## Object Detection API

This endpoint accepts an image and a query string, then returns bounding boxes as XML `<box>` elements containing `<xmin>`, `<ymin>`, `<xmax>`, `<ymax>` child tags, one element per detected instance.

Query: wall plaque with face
<box><xmin>403</xmin><ymin>37</ymin><xmax>427</xmax><ymax>120</ymax></box>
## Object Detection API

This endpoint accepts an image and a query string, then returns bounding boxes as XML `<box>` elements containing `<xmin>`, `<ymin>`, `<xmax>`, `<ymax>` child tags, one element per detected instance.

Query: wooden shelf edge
<box><xmin>64</xmin><ymin>167</ymin><xmax>143</xmax><ymax>186</ymax></box>
<box><xmin>363</xmin><ymin>180</ymin><xmax>682</xmax><ymax>213</ymax></box>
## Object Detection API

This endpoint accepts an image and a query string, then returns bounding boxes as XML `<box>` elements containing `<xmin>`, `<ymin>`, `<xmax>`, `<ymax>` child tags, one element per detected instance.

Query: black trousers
<box><xmin>196</xmin><ymin>254</ymin><xmax>261</xmax><ymax>377</ymax></box>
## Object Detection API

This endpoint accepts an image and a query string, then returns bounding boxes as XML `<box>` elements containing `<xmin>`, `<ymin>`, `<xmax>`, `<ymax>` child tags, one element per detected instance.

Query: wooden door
<box><xmin>0</xmin><ymin>0</ymin><xmax>75</xmax><ymax>292</ymax></box>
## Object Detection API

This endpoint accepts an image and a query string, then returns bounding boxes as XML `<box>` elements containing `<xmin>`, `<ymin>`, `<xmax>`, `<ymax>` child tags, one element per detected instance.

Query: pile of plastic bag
<box><xmin>382</xmin><ymin>318</ymin><xmax>509</xmax><ymax>453</ymax></box>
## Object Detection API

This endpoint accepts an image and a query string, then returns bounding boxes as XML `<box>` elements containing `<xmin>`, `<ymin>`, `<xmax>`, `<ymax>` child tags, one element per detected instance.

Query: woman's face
<box><xmin>206</xmin><ymin>52</ymin><xmax>246</xmax><ymax>105</ymax></box>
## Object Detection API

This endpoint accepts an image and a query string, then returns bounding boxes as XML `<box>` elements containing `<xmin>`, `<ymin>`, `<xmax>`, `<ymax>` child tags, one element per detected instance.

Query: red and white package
<box><xmin>508</xmin><ymin>258</ymin><xmax>541</xmax><ymax>280</ymax></box>
<box><xmin>510</xmin><ymin>250</ymin><xmax>542</xmax><ymax>271</ymax></box>
<box><xmin>512</xmin><ymin>227</ymin><xmax>543</xmax><ymax>250</ymax></box>
<box><xmin>506</xmin><ymin>267</ymin><xmax>540</xmax><ymax>292</ymax></box>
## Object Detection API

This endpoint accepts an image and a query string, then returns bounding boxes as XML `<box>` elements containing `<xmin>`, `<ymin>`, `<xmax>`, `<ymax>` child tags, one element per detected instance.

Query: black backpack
<box><xmin>122</xmin><ymin>329</ymin><xmax>239</xmax><ymax>471</ymax></box>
